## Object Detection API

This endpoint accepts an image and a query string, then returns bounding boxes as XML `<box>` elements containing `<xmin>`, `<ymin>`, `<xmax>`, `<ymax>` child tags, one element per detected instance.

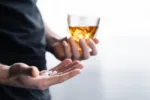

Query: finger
<box><xmin>48</xmin><ymin>69</ymin><xmax>81</xmax><ymax>85</ymax></box>
<box><xmin>79</xmin><ymin>39</ymin><xmax>90</xmax><ymax>59</ymax></box>
<box><xmin>30</xmin><ymin>66</ymin><xmax>39</xmax><ymax>77</ymax></box>
<box><xmin>50</xmin><ymin>59</ymin><xmax>72</xmax><ymax>71</ymax></box>
<box><xmin>12</xmin><ymin>63</ymin><xmax>29</xmax><ymax>68</ymax></box>
<box><xmin>68</xmin><ymin>37</ymin><xmax>80</xmax><ymax>60</ymax></box>
<box><xmin>20</xmin><ymin>66</ymin><xmax>39</xmax><ymax>77</ymax></box>
<box><xmin>13</xmin><ymin>63</ymin><xmax>39</xmax><ymax>77</ymax></box>
<box><xmin>87</xmin><ymin>39</ymin><xmax>98</xmax><ymax>55</ymax></box>
<box><xmin>93</xmin><ymin>38</ymin><xmax>99</xmax><ymax>44</ymax></box>
<box><xmin>58</xmin><ymin>60</ymin><xmax>80</xmax><ymax>73</ymax></box>
<box><xmin>62</xmin><ymin>41</ymin><xmax>72</xmax><ymax>58</ymax></box>
<box><xmin>40</xmin><ymin>61</ymin><xmax>80</xmax><ymax>76</ymax></box>
<box><xmin>10</xmin><ymin>63</ymin><xmax>31</xmax><ymax>76</ymax></box>
<box><xmin>63</xmin><ymin>63</ymin><xmax>84</xmax><ymax>73</ymax></box>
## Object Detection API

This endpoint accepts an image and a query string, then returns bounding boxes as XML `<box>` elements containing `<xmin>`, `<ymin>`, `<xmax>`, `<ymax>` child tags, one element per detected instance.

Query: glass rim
<box><xmin>67</xmin><ymin>14</ymin><xmax>100</xmax><ymax>27</ymax></box>
<box><xmin>67</xmin><ymin>14</ymin><xmax>100</xmax><ymax>19</ymax></box>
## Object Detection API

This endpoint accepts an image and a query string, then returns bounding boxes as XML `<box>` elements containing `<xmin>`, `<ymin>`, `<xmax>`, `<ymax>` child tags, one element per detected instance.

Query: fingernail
<box><xmin>78</xmin><ymin>69</ymin><xmax>82</xmax><ymax>74</ymax></box>
<box><xmin>62</xmin><ymin>41</ymin><xmax>68</xmax><ymax>46</ymax></box>
<box><xmin>80</xmin><ymin>39</ymin><xmax>84</xmax><ymax>43</ymax></box>
<box><xmin>88</xmin><ymin>39</ymin><xmax>93</xmax><ymax>44</ymax></box>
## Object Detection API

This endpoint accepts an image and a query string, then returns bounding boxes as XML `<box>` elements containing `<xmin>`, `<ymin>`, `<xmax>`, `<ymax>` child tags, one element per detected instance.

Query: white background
<box><xmin>37</xmin><ymin>0</ymin><xmax>150</xmax><ymax>100</ymax></box>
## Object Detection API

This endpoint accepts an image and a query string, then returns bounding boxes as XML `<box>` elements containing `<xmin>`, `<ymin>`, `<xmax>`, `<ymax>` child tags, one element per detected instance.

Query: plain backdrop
<box><xmin>37</xmin><ymin>0</ymin><xmax>150</xmax><ymax>100</ymax></box>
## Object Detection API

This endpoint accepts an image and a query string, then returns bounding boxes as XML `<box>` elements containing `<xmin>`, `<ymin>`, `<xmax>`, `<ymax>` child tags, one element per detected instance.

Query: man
<box><xmin>0</xmin><ymin>0</ymin><xmax>99</xmax><ymax>100</ymax></box>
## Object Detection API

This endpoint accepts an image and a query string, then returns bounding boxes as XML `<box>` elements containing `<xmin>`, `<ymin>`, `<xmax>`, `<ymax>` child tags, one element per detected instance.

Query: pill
<box><xmin>42</xmin><ymin>71</ymin><xmax>57</xmax><ymax>76</ymax></box>
<box><xmin>49</xmin><ymin>71</ymin><xmax>57</xmax><ymax>76</ymax></box>
<box><xmin>42</xmin><ymin>72</ymin><xmax>49</xmax><ymax>76</ymax></box>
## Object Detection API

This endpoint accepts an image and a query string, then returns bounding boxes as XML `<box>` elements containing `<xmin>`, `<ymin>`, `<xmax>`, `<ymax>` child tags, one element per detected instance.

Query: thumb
<box><xmin>10</xmin><ymin>63</ymin><xmax>39</xmax><ymax>77</ymax></box>
<box><xmin>29</xmin><ymin>66</ymin><xmax>39</xmax><ymax>77</ymax></box>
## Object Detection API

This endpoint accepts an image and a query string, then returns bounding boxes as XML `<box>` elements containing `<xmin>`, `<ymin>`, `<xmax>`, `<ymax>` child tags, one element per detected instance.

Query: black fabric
<box><xmin>0</xmin><ymin>83</ymin><xmax>51</xmax><ymax>100</ymax></box>
<box><xmin>0</xmin><ymin>0</ymin><xmax>51</xmax><ymax>100</ymax></box>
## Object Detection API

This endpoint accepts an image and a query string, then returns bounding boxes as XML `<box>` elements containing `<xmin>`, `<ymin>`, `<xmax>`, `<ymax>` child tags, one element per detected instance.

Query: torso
<box><xmin>0</xmin><ymin>0</ymin><xmax>46</xmax><ymax>70</ymax></box>
<box><xmin>0</xmin><ymin>1</ymin><xmax>51</xmax><ymax>100</ymax></box>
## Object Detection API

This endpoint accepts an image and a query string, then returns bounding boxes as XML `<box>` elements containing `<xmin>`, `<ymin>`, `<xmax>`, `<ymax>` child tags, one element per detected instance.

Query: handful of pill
<box><xmin>42</xmin><ymin>71</ymin><xmax>57</xmax><ymax>76</ymax></box>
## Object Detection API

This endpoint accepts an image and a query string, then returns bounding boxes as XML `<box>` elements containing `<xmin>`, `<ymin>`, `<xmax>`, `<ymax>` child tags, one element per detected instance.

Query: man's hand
<box><xmin>44</xmin><ymin>22</ymin><xmax>99</xmax><ymax>61</ymax></box>
<box><xmin>4</xmin><ymin>59</ymin><xmax>83</xmax><ymax>90</ymax></box>
<box><xmin>48</xmin><ymin>37</ymin><xmax>99</xmax><ymax>61</ymax></box>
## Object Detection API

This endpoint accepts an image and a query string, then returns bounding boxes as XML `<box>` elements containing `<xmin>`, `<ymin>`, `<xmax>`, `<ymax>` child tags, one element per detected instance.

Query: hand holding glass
<box><xmin>67</xmin><ymin>14</ymin><xmax>100</xmax><ymax>49</ymax></box>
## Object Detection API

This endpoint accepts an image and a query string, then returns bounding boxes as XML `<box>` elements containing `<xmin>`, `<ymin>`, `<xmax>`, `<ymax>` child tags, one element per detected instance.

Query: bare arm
<box><xmin>44</xmin><ymin>23</ymin><xmax>63</xmax><ymax>48</ymax></box>
<box><xmin>44</xmin><ymin>22</ymin><xmax>68</xmax><ymax>59</ymax></box>
<box><xmin>0</xmin><ymin>60</ymin><xmax>83</xmax><ymax>90</ymax></box>
<box><xmin>0</xmin><ymin>64</ymin><xmax>9</xmax><ymax>84</ymax></box>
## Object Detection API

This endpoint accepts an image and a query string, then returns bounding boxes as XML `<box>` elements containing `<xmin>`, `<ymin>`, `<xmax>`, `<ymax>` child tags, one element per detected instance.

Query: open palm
<box><xmin>8</xmin><ymin>59</ymin><xmax>84</xmax><ymax>90</ymax></box>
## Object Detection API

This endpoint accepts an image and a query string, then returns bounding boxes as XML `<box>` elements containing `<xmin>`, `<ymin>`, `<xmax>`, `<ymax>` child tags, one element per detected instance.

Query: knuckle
<box><xmin>13</xmin><ymin>63</ymin><xmax>29</xmax><ymax>68</ymax></box>
<box><xmin>73</xmin><ymin>60</ymin><xmax>80</xmax><ymax>64</ymax></box>
<box><xmin>73</xmin><ymin>57</ymin><xmax>80</xmax><ymax>60</ymax></box>
<box><xmin>12</xmin><ymin>63</ymin><xmax>22</xmax><ymax>67</ymax></box>
<box><xmin>83</xmin><ymin>55</ymin><xmax>90</xmax><ymax>59</ymax></box>
<box><xmin>56</xmin><ymin>54</ymin><xmax>65</xmax><ymax>61</ymax></box>
<box><xmin>95</xmin><ymin>51</ymin><xmax>98</xmax><ymax>55</ymax></box>
<box><xmin>65</xmin><ymin>53</ymin><xmax>72</xmax><ymax>59</ymax></box>
<box><xmin>17</xmin><ymin>63</ymin><xmax>26</xmax><ymax>66</ymax></box>
<box><xmin>91</xmin><ymin>51</ymin><xmax>98</xmax><ymax>55</ymax></box>
<box><xmin>73</xmin><ymin>54</ymin><xmax>80</xmax><ymax>60</ymax></box>
<box><xmin>68</xmin><ymin>55</ymin><xmax>72</xmax><ymax>59</ymax></box>
<box><xmin>82</xmin><ymin>52</ymin><xmax>90</xmax><ymax>59</ymax></box>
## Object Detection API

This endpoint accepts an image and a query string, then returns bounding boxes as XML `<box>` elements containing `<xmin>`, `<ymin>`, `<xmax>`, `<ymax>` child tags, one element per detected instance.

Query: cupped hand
<box><xmin>7</xmin><ymin>59</ymin><xmax>84</xmax><ymax>90</ymax></box>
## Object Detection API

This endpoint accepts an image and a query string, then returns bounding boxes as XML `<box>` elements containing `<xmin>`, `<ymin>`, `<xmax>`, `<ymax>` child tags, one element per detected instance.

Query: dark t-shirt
<box><xmin>0</xmin><ymin>0</ymin><xmax>51</xmax><ymax>100</ymax></box>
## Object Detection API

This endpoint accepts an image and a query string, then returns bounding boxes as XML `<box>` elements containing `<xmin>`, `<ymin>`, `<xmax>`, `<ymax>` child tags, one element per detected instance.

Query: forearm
<box><xmin>0</xmin><ymin>64</ymin><xmax>9</xmax><ymax>84</ymax></box>
<box><xmin>44</xmin><ymin>22</ymin><xmax>68</xmax><ymax>60</ymax></box>
<box><xmin>44</xmin><ymin>22</ymin><xmax>62</xmax><ymax>46</ymax></box>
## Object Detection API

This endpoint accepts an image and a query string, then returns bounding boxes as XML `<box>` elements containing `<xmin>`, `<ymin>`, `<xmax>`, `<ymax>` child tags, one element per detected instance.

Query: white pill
<box><xmin>53</xmin><ymin>71</ymin><xmax>57</xmax><ymax>74</ymax></box>
<box><xmin>42</xmin><ymin>72</ymin><xmax>49</xmax><ymax>76</ymax></box>
<box><xmin>42</xmin><ymin>71</ymin><xmax>58</xmax><ymax>76</ymax></box>
<box><xmin>49</xmin><ymin>72</ymin><xmax>55</xmax><ymax>76</ymax></box>
<box><xmin>48</xmin><ymin>71</ymin><xmax>53</xmax><ymax>75</ymax></box>
<box><xmin>49</xmin><ymin>71</ymin><xmax>57</xmax><ymax>76</ymax></box>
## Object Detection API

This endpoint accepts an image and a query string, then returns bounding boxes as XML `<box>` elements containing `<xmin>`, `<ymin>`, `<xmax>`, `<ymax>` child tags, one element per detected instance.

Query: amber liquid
<box><xmin>69</xmin><ymin>26</ymin><xmax>98</xmax><ymax>42</ymax></box>
<box><xmin>69</xmin><ymin>26</ymin><xmax>98</xmax><ymax>52</ymax></box>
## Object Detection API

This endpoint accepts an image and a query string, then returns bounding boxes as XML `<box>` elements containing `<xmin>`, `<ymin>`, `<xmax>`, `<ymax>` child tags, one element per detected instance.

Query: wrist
<box><xmin>46</xmin><ymin>35</ymin><xmax>60</xmax><ymax>46</ymax></box>
<box><xmin>46</xmin><ymin>35</ymin><xmax>67</xmax><ymax>52</ymax></box>
<box><xmin>46</xmin><ymin>36</ymin><xmax>60</xmax><ymax>53</ymax></box>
